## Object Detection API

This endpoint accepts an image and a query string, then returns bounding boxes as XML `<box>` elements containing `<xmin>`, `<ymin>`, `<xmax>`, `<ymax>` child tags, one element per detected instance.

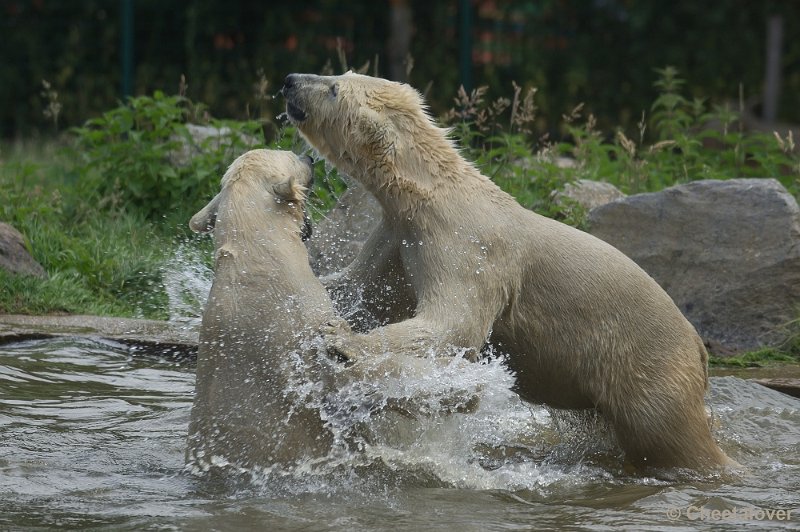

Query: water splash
<box><xmin>159</xmin><ymin>233</ymin><xmax>622</xmax><ymax>496</ymax></box>
<box><xmin>186</xmin><ymin>336</ymin><xmax>627</xmax><ymax>498</ymax></box>
<box><xmin>161</xmin><ymin>241</ymin><xmax>213</xmax><ymax>326</ymax></box>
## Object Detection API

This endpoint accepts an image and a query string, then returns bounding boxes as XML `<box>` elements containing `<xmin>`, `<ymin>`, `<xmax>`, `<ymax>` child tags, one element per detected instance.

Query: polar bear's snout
<box><xmin>286</xmin><ymin>101</ymin><xmax>307</xmax><ymax>122</ymax></box>
<box><xmin>282</xmin><ymin>73</ymin><xmax>300</xmax><ymax>92</ymax></box>
<box><xmin>282</xmin><ymin>73</ymin><xmax>342</xmax><ymax>124</ymax></box>
<box><xmin>282</xmin><ymin>74</ymin><xmax>308</xmax><ymax>122</ymax></box>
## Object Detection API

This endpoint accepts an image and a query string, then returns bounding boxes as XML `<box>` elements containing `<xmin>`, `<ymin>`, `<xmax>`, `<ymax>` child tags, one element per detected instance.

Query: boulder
<box><xmin>588</xmin><ymin>178</ymin><xmax>800</xmax><ymax>353</ymax></box>
<box><xmin>306</xmin><ymin>180</ymin><xmax>383</xmax><ymax>276</ymax></box>
<box><xmin>552</xmin><ymin>179</ymin><xmax>625</xmax><ymax>211</ymax></box>
<box><xmin>0</xmin><ymin>223</ymin><xmax>47</xmax><ymax>278</ymax></box>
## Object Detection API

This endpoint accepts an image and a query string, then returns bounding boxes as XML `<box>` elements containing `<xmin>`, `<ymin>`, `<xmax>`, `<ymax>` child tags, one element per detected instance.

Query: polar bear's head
<box><xmin>282</xmin><ymin>72</ymin><xmax>463</xmax><ymax>205</ymax></box>
<box><xmin>281</xmin><ymin>72</ymin><xmax>436</xmax><ymax>174</ymax></box>
<box><xmin>190</xmin><ymin>149</ymin><xmax>314</xmax><ymax>242</ymax></box>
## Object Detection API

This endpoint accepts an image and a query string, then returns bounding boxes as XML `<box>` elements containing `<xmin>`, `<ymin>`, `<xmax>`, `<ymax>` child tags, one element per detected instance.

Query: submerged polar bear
<box><xmin>186</xmin><ymin>149</ymin><xmax>477</xmax><ymax>472</ymax></box>
<box><xmin>282</xmin><ymin>72</ymin><xmax>734</xmax><ymax>470</ymax></box>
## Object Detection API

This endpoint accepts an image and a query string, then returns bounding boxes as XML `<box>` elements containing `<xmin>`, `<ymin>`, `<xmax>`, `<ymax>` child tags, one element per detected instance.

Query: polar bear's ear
<box><xmin>272</xmin><ymin>179</ymin><xmax>304</xmax><ymax>203</ymax></box>
<box><xmin>189</xmin><ymin>192</ymin><xmax>222</xmax><ymax>233</ymax></box>
<box><xmin>355</xmin><ymin>106</ymin><xmax>394</xmax><ymax>147</ymax></box>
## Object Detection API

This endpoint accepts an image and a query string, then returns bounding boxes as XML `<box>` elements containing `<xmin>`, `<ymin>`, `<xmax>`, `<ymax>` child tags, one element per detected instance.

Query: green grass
<box><xmin>0</xmin><ymin>269</ymin><xmax>123</xmax><ymax>316</ymax></box>
<box><xmin>1</xmin><ymin>141</ymin><xmax>171</xmax><ymax>318</ymax></box>
<box><xmin>0</xmin><ymin>212</ymin><xmax>171</xmax><ymax>319</ymax></box>
<box><xmin>709</xmin><ymin>348</ymin><xmax>799</xmax><ymax>368</ymax></box>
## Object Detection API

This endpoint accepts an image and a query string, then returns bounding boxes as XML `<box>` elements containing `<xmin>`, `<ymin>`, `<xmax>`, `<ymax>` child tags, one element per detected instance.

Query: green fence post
<box><xmin>121</xmin><ymin>0</ymin><xmax>134</xmax><ymax>98</ymax></box>
<box><xmin>459</xmin><ymin>0</ymin><xmax>473</xmax><ymax>92</ymax></box>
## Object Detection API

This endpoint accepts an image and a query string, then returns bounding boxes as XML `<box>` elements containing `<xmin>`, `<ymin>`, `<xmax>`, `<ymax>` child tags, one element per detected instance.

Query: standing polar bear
<box><xmin>282</xmin><ymin>72</ymin><xmax>734</xmax><ymax>471</ymax></box>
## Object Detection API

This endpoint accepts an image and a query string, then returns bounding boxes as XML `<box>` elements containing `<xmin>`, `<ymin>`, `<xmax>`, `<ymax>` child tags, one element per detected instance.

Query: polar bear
<box><xmin>282</xmin><ymin>72</ymin><xmax>734</xmax><ymax>471</ymax></box>
<box><xmin>185</xmin><ymin>149</ymin><xmax>344</xmax><ymax>471</ymax></box>
<box><xmin>186</xmin><ymin>149</ymin><xmax>476</xmax><ymax>472</ymax></box>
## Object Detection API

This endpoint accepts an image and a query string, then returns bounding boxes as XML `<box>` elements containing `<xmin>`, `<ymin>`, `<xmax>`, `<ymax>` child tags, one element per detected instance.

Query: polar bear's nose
<box><xmin>282</xmin><ymin>74</ymin><xmax>299</xmax><ymax>94</ymax></box>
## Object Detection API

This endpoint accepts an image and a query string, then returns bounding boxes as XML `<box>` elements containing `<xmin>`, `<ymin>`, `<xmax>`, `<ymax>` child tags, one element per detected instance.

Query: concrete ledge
<box><xmin>751</xmin><ymin>378</ymin><xmax>800</xmax><ymax>399</ymax></box>
<box><xmin>0</xmin><ymin>314</ymin><xmax>198</xmax><ymax>360</ymax></box>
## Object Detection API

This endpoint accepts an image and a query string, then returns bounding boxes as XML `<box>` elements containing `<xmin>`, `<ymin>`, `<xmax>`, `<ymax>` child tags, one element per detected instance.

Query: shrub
<box><xmin>72</xmin><ymin>90</ymin><xmax>265</xmax><ymax>224</ymax></box>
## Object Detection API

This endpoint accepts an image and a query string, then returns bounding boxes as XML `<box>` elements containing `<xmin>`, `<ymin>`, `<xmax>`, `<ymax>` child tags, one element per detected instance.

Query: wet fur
<box><xmin>186</xmin><ymin>149</ymin><xmax>348</xmax><ymax>470</ymax></box>
<box><xmin>283</xmin><ymin>72</ymin><xmax>734</xmax><ymax>471</ymax></box>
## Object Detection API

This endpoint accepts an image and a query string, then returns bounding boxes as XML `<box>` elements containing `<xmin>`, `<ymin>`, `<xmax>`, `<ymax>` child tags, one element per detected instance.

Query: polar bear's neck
<box><xmin>341</xmin><ymin>120</ymin><xmax>490</xmax><ymax>219</ymax></box>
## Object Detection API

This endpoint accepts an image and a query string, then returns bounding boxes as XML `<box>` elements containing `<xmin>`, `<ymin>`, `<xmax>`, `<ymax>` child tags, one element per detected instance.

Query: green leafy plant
<box><xmin>72</xmin><ymin>90</ymin><xmax>265</xmax><ymax>224</ymax></box>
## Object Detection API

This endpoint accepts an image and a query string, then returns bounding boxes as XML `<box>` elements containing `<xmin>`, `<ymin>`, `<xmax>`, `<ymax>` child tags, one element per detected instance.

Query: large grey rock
<box><xmin>0</xmin><ymin>223</ymin><xmax>47</xmax><ymax>278</ymax></box>
<box><xmin>588</xmin><ymin>178</ymin><xmax>800</xmax><ymax>353</ymax></box>
<box><xmin>307</xmin><ymin>181</ymin><xmax>383</xmax><ymax>276</ymax></box>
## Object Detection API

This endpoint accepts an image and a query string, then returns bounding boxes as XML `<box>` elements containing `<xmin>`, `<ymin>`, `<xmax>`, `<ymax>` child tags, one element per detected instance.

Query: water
<box><xmin>161</xmin><ymin>241</ymin><xmax>213</xmax><ymax>326</ymax></box>
<box><xmin>1</xmin><ymin>335</ymin><xmax>798</xmax><ymax>531</ymax></box>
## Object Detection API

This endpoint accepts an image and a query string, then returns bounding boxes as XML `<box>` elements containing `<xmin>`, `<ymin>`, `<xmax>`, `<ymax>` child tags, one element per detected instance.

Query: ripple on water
<box><xmin>0</xmin><ymin>337</ymin><xmax>194</xmax><ymax>516</ymax></box>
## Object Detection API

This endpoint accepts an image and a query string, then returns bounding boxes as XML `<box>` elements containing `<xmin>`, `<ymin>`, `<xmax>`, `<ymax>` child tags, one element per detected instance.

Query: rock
<box><xmin>306</xmin><ymin>180</ymin><xmax>383</xmax><ymax>276</ymax></box>
<box><xmin>168</xmin><ymin>123</ymin><xmax>260</xmax><ymax>167</ymax></box>
<box><xmin>0</xmin><ymin>223</ymin><xmax>47</xmax><ymax>278</ymax></box>
<box><xmin>552</xmin><ymin>179</ymin><xmax>625</xmax><ymax>211</ymax></box>
<box><xmin>588</xmin><ymin>178</ymin><xmax>800</xmax><ymax>353</ymax></box>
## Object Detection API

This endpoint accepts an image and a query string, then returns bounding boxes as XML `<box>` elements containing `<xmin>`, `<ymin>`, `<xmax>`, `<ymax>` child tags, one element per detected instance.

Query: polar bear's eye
<box><xmin>329</xmin><ymin>83</ymin><xmax>339</xmax><ymax>98</ymax></box>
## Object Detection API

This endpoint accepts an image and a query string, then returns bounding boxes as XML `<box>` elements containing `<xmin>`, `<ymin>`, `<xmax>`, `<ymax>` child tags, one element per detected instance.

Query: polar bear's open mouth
<box><xmin>286</xmin><ymin>101</ymin><xmax>307</xmax><ymax>122</ymax></box>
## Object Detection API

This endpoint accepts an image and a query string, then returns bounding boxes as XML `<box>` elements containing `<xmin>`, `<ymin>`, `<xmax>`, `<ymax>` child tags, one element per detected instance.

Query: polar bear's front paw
<box><xmin>321</xmin><ymin>323</ymin><xmax>360</xmax><ymax>366</ymax></box>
